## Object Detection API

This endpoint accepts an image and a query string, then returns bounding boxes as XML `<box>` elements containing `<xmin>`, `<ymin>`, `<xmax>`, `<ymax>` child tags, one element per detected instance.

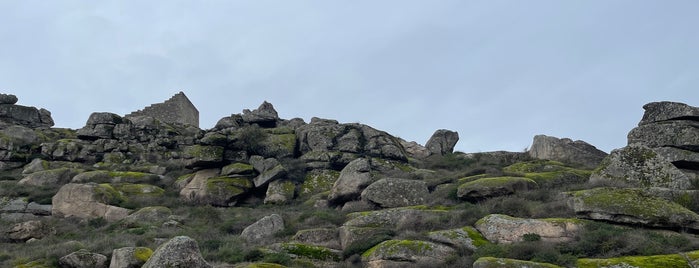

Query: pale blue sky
<box><xmin>1</xmin><ymin>1</ymin><xmax>697</xmax><ymax>153</ymax></box>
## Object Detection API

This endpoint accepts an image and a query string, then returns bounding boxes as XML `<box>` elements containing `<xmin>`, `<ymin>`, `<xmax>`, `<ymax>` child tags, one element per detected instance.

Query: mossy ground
<box><xmin>577</xmin><ymin>253</ymin><xmax>690</xmax><ymax>268</ymax></box>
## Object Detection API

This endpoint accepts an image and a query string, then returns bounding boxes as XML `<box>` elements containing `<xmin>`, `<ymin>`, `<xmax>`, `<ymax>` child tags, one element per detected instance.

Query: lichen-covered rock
<box><xmin>71</xmin><ymin>170</ymin><xmax>160</xmax><ymax>184</ymax></box>
<box><xmin>338</xmin><ymin>226</ymin><xmax>393</xmax><ymax>252</ymax></box>
<box><xmin>6</xmin><ymin>220</ymin><xmax>55</xmax><ymax>242</ymax></box>
<box><xmin>473</xmin><ymin>257</ymin><xmax>562</xmax><ymax>268</ymax></box>
<box><xmin>18</xmin><ymin>168</ymin><xmax>80</xmax><ymax>186</ymax></box>
<box><xmin>206</xmin><ymin>176</ymin><xmax>252</xmax><ymax>206</ymax></box>
<box><xmin>361</xmin><ymin>178</ymin><xmax>429</xmax><ymax>208</ymax></box>
<box><xmin>274</xmin><ymin>242</ymin><xmax>342</xmax><ymax>261</ymax></box>
<box><xmin>221</xmin><ymin>162</ymin><xmax>255</xmax><ymax>176</ymax></box>
<box><xmin>639</xmin><ymin>101</ymin><xmax>699</xmax><ymax>126</ymax></box>
<box><xmin>264</xmin><ymin>179</ymin><xmax>296</xmax><ymax>205</ymax></box>
<box><xmin>52</xmin><ymin>183</ymin><xmax>131</xmax><ymax>222</ymax></box>
<box><xmin>253</xmin><ymin>163</ymin><xmax>287</xmax><ymax>187</ymax></box>
<box><xmin>399</xmin><ymin>139</ymin><xmax>431</xmax><ymax>159</ymax></box>
<box><xmin>241</xmin><ymin>214</ymin><xmax>285</xmax><ymax>244</ymax></box>
<box><xmin>142</xmin><ymin>236</ymin><xmax>212</xmax><ymax>268</ymax></box>
<box><xmin>427</xmin><ymin>226</ymin><xmax>489</xmax><ymax>250</ymax></box>
<box><xmin>242</xmin><ymin>101</ymin><xmax>279</xmax><ymax>126</ymax></box>
<box><xmin>474</xmin><ymin>214</ymin><xmax>583</xmax><ymax>244</ymax></box>
<box><xmin>0</xmin><ymin>101</ymin><xmax>54</xmax><ymax>128</ymax></box>
<box><xmin>293</xmin><ymin>228</ymin><xmax>341</xmax><ymax>249</ymax></box>
<box><xmin>362</xmin><ymin>239</ymin><xmax>456</xmax><ymax>264</ymax></box>
<box><xmin>58</xmin><ymin>249</ymin><xmax>108</xmax><ymax>268</ymax></box>
<box><xmin>425</xmin><ymin>129</ymin><xmax>459</xmax><ymax>156</ymax></box>
<box><xmin>566</xmin><ymin>187</ymin><xmax>699</xmax><ymax>230</ymax></box>
<box><xmin>528</xmin><ymin>134</ymin><xmax>607</xmax><ymax>169</ymax></box>
<box><xmin>109</xmin><ymin>247</ymin><xmax>153</xmax><ymax>268</ymax></box>
<box><xmin>299</xmin><ymin>169</ymin><xmax>340</xmax><ymax>197</ymax></box>
<box><xmin>590</xmin><ymin>144</ymin><xmax>692</xmax><ymax>189</ymax></box>
<box><xmin>183</xmin><ymin>145</ymin><xmax>224</xmax><ymax>168</ymax></box>
<box><xmin>457</xmin><ymin>177</ymin><xmax>538</xmax><ymax>201</ymax></box>
<box><xmin>180</xmin><ymin>168</ymin><xmax>219</xmax><ymax>203</ymax></box>
<box><xmin>628</xmin><ymin>120</ymin><xmax>699</xmax><ymax>150</ymax></box>
<box><xmin>577</xmin><ymin>252</ymin><xmax>691</xmax><ymax>268</ymax></box>
<box><xmin>502</xmin><ymin>160</ymin><xmax>592</xmax><ymax>186</ymax></box>
<box><xmin>122</xmin><ymin>206</ymin><xmax>172</xmax><ymax>228</ymax></box>
<box><xmin>343</xmin><ymin>206</ymin><xmax>448</xmax><ymax>230</ymax></box>
<box><xmin>328</xmin><ymin>158</ymin><xmax>374</xmax><ymax>205</ymax></box>
<box><xmin>76</xmin><ymin>112</ymin><xmax>123</xmax><ymax>140</ymax></box>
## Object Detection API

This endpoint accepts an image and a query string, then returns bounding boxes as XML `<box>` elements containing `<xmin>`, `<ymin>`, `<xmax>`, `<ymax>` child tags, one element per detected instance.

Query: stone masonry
<box><xmin>125</xmin><ymin>91</ymin><xmax>199</xmax><ymax>128</ymax></box>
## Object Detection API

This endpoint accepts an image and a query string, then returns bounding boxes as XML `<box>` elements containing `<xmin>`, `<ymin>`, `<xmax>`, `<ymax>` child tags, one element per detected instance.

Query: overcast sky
<box><xmin>1</xmin><ymin>1</ymin><xmax>697</xmax><ymax>153</ymax></box>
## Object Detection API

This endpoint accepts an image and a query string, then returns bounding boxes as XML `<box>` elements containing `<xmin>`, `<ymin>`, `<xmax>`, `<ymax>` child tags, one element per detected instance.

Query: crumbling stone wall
<box><xmin>126</xmin><ymin>92</ymin><xmax>199</xmax><ymax>128</ymax></box>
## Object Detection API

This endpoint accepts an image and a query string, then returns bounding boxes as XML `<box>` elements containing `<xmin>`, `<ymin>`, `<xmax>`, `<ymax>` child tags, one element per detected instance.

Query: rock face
<box><xmin>458</xmin><ymin>176</ymin><xmax>538</xmax><ymax>201</ymax></box>
<box><xmin>58</xmin><ymin>249</ymin><xmax>108</xmax><ymax>268</ymax></box>
<box><xmin>240</xmin><ymin>214</ymin><xmax>285</xmax><ymax>243</ymax></box>
<box><xmin>425</xmin><ymin>129</ymin><xmax>459</xmax><ymax>156</ymax></box>
<box><xmin>592</xmin><ymin>101</ymin><xmax>699</xmax><ymax>189</ymax></box>
<box><xmin>362</xmin><ymin>239</ymin><xmax>456</xmax><ymax>264</ymax></box>
<box><xmin>142</xmin><ymin>236</ymin><xmax>211</xmax><ymax>268</ymax></box>
<box><xmin>52</xmin><ymin>183</ymin><xmax>131</xmax><ymax>222</ymax></box>
<box><xmin>0</xmin><ymin>94</ymin><xmax>54</xmax><ymax>128</ymax></box>
<box><xmin>475</xmin><ymin>214</ymin><xmax>582</xmax><ymax>244</ymax></box>
<box><xmin>6</xmin><ymin>220</ymin><xmax>55</xmax><ymax>242</ymax></box>
<box><xmin>590</xmin><ymin>144</ymin><xmax>692</xmax><ymax>189</ymax></box>
<box><xmin>426</xmin><ymin>226</ymin><xmax>488</xmax><ymax>250</ymax></box>
<box><xmin>566</xmin><ymin>187</ymin><xmax>699</xmax><ymax>230</ymax></box>
<box><xmin>528</xmin><ymin>135</ymin><xmax>607</xmax><ymax>169</ymax></box>
<box><xmin>328</xmin><ymin>158</ymin><xmax>374</xmax><ymax>205</ymax></box>
<box><xmin>361</xmin><ymin>178</ymin><xmax>429</xmax><ymax>208</ymax></box>
<box><xmin>242</xmin><ymin>101</ymin><xmax>280</xmax><ymax>126</ymax></box>
<box><xmin>473</xmin><ymin>257</ymin><xmax>562</xmax><ymax>268</ymax></box>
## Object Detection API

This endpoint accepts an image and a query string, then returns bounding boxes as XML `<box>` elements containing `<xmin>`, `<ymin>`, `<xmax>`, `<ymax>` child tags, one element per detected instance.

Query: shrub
<box><xmin>522</xmin><ymin>233</ymin><xmax>541</xmax><ymax>242</ymax></box>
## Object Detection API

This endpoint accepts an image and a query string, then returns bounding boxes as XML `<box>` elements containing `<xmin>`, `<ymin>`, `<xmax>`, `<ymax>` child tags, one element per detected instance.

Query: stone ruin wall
<box><xmin>126</xmin><ymin>92</ymin><xmax>199</xmax><ymax>128</ymax></box>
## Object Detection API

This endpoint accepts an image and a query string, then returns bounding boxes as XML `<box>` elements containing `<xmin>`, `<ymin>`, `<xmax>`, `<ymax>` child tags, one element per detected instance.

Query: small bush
<box><xmin>522</xmin><ymin>233</ymin><xmax>541</xmax><ymax>242</ymax></box>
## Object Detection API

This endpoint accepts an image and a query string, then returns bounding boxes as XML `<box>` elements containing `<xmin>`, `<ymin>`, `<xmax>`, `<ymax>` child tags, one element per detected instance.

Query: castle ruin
<box><xmin>125</xmin><ymin>91</ymin><xmax>199</xmax><ymax>128</ymax></box>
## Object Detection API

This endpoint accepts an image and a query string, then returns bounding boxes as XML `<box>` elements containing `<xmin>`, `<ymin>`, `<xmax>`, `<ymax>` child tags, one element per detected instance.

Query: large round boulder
<box><xmin>361</xmin><ymin>178</ymin><xmax>429</xmax><ymax>208</ymax></box>
<box><xmin>528</xmin><ymin>134</ymin><xmax>607</xmax><ymax>169</ymax></box>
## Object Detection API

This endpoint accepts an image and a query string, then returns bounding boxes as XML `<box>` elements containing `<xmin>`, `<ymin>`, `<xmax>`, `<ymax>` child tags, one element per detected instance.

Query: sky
<box><xmin>1</xmin><ymin>1</ymin><xmax>697</xmax><ymax>153</ymax></box>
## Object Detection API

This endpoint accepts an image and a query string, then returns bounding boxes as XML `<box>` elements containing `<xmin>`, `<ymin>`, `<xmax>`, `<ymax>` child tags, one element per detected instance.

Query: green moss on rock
<box><xmin>280</xmin><ymin>242</ymin><xmax>341</xmax><ymax>261</ymax></box>
<box><xmin>577</xmin><ymin>253</ymin><xmax>689</xmax><ymax>268</ymax></box>
<box><xmin>473</xmin><ymin>257</ymin><xmax>562</xmax><ymax>268</ymax></box>
<box><xmin>221</xmin><ymin>162</ymin><xmax>255</xmax><ymax>176</ymax></box>
<box><xmin>299</xmin><ymin>170</ymin><xmax>340</xmax><ymax>197</ymax></box>
<box><xmin>504</xmin><ymin>160</ymin><xmax>591</xmax><ymax>186</ymax></box>
<box><xmin>94</xmin><ymin>183</ymin><xmax>128</xmax><ymax>206</ymax></box>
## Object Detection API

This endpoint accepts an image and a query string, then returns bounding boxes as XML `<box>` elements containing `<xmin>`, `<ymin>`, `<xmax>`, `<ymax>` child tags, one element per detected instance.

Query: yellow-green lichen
<box><xmin>133</xmin><ymin>247</ymin><xmax>153</xmax><ymax>262</ymax></box>
<box><xmin>94</xmin><ymin>183</ymin><xmax>127</xmax><ymax>206</ymax></box>
<box><xmin>281</xmin><ymin>242</ymin><xmax>340</xmax><ymax>261</ymax></box>
<box><xmin>474</xmin><ymin>257</ymin><xmax>562</xmax><ymax>268</ymax></box>
<box><xmin>460</xmin><ymin>176</ymin><xmax>537</xmax><ymax>188</ymax></box>
<box><xmin>113</xmin><ymin>183</ymin><xmax>165</xmax><ymax>196</ymax></box>
<box><xmin>300</xmin><ymin>170</ymin><xmax>340</xmax><ymax>197</ymax></box>
<box><xmin>570</xmin><ymin>187</ymin><xmax>699</xmax><ymax>221</ymax></box>
<box><xmin>361</xmin><ymin>239</ymin><xmax>434</xmax><ymax>258</ymax></box>
<box><xmin>504</xmin><ymin>160</ymin><xmax>592</xmax><ymax>185</ymax></box>
<box><xmin>577</xmin><ymin>253</ymin><xmax>689</xmax><ymax>268</ymax></box>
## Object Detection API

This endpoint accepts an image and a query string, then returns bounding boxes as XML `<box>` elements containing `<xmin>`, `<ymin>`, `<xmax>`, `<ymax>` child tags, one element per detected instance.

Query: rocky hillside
<box><xmin>1</xmin><ymin>93</ymin><xmax>699</xmax><ymax>268</ymax></box>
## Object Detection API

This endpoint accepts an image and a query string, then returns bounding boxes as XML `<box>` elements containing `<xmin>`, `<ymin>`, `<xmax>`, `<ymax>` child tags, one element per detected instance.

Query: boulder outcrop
<box><xmin>457</xmin><ymin>176</ymin><xmax>538</xmax><ymax>201</ymax></box>
<box><xmin>528</xmin><ymin>134</ymin><xmax>607</xmax><ymax>169</ymax></box>
<box><xmin>109</xmin><ymin>247</ymin><xmax>153</xmax><ymax>268</ymax></box>
<box><xmin>474</xmin><ymin>214</ymin><xmax>583</xmax><ymax>244</ymax></box>
<box><xmin>58</xmin><ymin>249</ymin><xmax>108</xmax><ymax>268</ymax></box>
<box><xmin>425</xmin><ymin>129</ymin><xmax>459</xmax><ymax>156</ymax></box>
<box><xmin>6</xmin><ymin>220</ymin><xmax>55</xmax><ymax>242</ymax></box>
<box><xmin>51</xmin><ymin>183</ymin><xmax>131</xmax><ymax>222</ymax></box>
<box><xmin>0</xmin><ymin>94</ymin><xmax>54</xmax><ymax>128</ymax></box>
<box><xmin>361</xmin><ymin>178</ymin><xmax>428</xmax><ymax>208</ymax></box>
<box><xmin>241</xmin><ymin>214</ymin><xmax>285</xmax><ymax>244</ymax></box>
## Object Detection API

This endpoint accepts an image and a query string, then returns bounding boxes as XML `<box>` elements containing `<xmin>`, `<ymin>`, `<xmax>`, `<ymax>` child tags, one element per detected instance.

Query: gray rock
<box><xmin>180</xmin><ymin>169</ymin><xmax>219</xmax><ymax>204</ymax></box>
<box><xmin>427</xmin><ymin>226</ymin><xmax>487</xmax><ymax>250</ymax></box>
<box><xmin>0</xmin><ymin>103</ymin><xmax>54</xmax><ymax>128</ymax></box>
<box><xmin>328</xmin><ymin>158</ymin><xmax>374</xmax><ymax>205</ymax></box>
<box><xmin>109</xmin><ymin>247</ymin><xmax>153</xmax><ymax>268</ymax></box>
<box><xmin>264</xmin><ymin>179</ymin><xmax>295</xmax><ymax>205</ymax></box>
<box><xmin>473</xmin><ymin>257</ymin><xmax>563</xmax><ymax>268</ymax></box>
<box><xmin>528</xmin><ymin>135</ymin><xmax>607</xmax><ymax>169</ymax></box>
<box><xmin>457</xmin><ymin>176</ymin><xmax>538</xmax><ymax>201</ymax></box>
<box><xmin>628</xmin><ymin>120</ymin><xmax>699</xmax><ymax>151</ymax></box>
<box><xmin>76</xmin><ymin>112</ymin><xmax>124</xmax><ymax>140</ymax></box>
<box><xmin>639</xmin><ymin>101</ymin><xmax>699</xmax><ymax>125</ymax></box>
<box><xmin>0</xmin><ymin>125</ymin><xmax>38</xmax><ymax>147</ymax></box>
<box><xmin>565</xmin><ymin>187</ymin><xmax>699</xmax><ymax>230</ymax></box>
<box><xmin>474</xmin><ymin>214</ymin><xmax>582</xmax><ymax>244</ymax></box>
<box><xmin>18</xmin><ymin>168</ymin><xmax>79</xmax><ymax>186</ymax></box>
<box><xmin>338</xmin><ymin>226</ymin><xmax>393</xmax><ymax>251</ymax></box>
<box><xmin>122</xmin><ymin>206</ymin><xmax>172</xmax><ymax>228</ymax></box>
<box><xmin>362</xmin><ymin>239</ymin><xmax>456</xmax><ymax>264</ymax></box>
<box><xmin>52</xmin><ymin>183</ymin><xmax>131</xmax><ymax>222</ymax></box>
<box><xmin>183</xmin><ymin>145</ymin><xmax>224</xmax><ymax>168</ymax></box>
<box><xmin>343</xmin><ymin>207</ymin><xmax>448</xmax><ymax>230</ymax></box>
<box><xmin>142</xmin><ymin>236</ymin><xmax>211</xmax><ymax>268</ymax></box>
<box><xmin>425</xmin><ymin>129</ymin><xmax>459</xmax><ymax>155</ymax></box>
<box><xmin>240</xmin><ymin>214</ymin><xmax>285</xmax><ymax>244</ymax></box>
<box><xmin>341</xmin><ymin>199</ymin><xmax>380</xmax><ymax>213</ymax></box>
<box><xmin>399</xmin><ymin>139</ymin><xmax>431</xmax><ymax>159</ymax></box>
<box><xmin>0</xmin><ymin>93</ymin><xmax>18</xmax><ymax>104</ymax></box>
<box><xmin>293</xmin><ymin>228</ymin><xmax>341</xmax><ymax>249</ymax></box>
<box><xmin>361</xmin><ymin>178</ymin><xmax>429</xmax><ymax>208</ymax></box>
<box><xmin>253</xmin><ymin>163</ymin><xmax>287</xmax><ymax>187</ymax></box>
<box><xmin>6</xmin><ymin>220</ymin><xmax>55</xmax><ymax>241</ymax></box>
<box><xmin>590</xmin><ymin>144</ymin><xmax>692</xmax><ymax>189</ymax></box>
<box><xmin>221</xmin><ymin>162</ymin><xmax>255</xmax><ymax>176</ymax></box>
<box><xmin>58</xmin><ymin>249</ymin><xmax>108</xmax><ymax>268</ymax></box>
<box><xmin>242</xmin><ymin>101</ymin><xmax>279</xmax><ymax>125</ymax></box>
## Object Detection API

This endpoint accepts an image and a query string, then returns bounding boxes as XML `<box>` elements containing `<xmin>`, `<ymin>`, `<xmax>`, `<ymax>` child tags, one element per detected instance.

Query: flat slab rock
<box><xmin>475</xmin><ymin>214</ymin><xmax>582</xmax><ymax>244</ymax></box>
